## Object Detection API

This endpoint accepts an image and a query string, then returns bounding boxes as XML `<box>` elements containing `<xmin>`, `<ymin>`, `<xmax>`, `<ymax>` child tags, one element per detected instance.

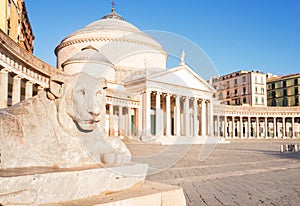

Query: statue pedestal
<box><xmin>0</xmin><ymin>163</ymin><xmax>148</xmax><ymax>205</ymax></box>
<box><xmin>44</xmin><ymin>181</ymin><xmax>186</xmax><ymax>206</ymax></box>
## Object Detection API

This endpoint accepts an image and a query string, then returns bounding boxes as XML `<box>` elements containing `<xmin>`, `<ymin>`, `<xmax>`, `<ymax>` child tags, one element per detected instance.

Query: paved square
<box><xmin>127</xmin><ymin>139</ymin><xmax>300</xmax><ymax>206</ymax></box>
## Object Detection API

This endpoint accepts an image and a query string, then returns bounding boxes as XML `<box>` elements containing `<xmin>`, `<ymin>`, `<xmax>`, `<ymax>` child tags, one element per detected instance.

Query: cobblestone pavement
<box><xmin>127</xmin><ymin>139</ymin><xmax>300</xmax><ymax>206</ymax></box>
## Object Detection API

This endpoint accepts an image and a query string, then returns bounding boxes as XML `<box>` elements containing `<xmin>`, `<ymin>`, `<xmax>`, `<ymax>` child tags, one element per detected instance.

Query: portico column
<box><xmin>224</xmin><ymin>116</ymin><xmax>227</xmax><ymax>138</ymax></box>
<box><xmin>119</xmin><ymin>106</ymin><xmax>123</xmax><ymax>136</ymax></box>
<box><xmin>0</xmin><ymin>69</ymin><xmax>8</xmax><ymax>108</ymax></box>
<box><xmin>184</xmin><ymin>97</ymin><xmax>190</xmax><ymax>136</ymax></box>
<box><xmin>232</xmin><ymin>116</ymin><xmax>235</xmax><ymax>138</ymax></box>
<box><xmin>12</xmin><ymin>75</ymin><xmax>21</xmax><ymax>105</ymax></box>
<box><xmin>292</xmin><ymin>117</ymin><xmax>295</xmax><ymax>138</ymax></box>
<box><xmin>265</xmin><ymin>117</ymin><xmax>268</xmax><ymax>138</ymax></box>
<box><xmin>109</xmin><ymin>104</ymin><xmax>114</xmax><ymax>136</ymax></box>
<box><xmin>144</xmin><ymin>90</ymin><xmax>151</xmax><ymax>136</ymax></box>
<box><xmin>166</xmin><ymin>93</ymin><xmax>171</xmax><ymax>136</ymax></box>
<box><xmin>209</xmin><ymin>101</ymin><xmax>214</xmax><ymax>136</ymax></box>
<box><xmin>244</xmin><ymin>121</ymin><xmax>248</xmax><ymax>138</ymax></box>
<box><xmin>283</xmin><ymin>117</ymin><xmax>286</xmax><ymax>138</ymax></box>
<box><xmin>240</xmin><ymin>116</ymin><xmax>243</xmax><ymax>138</ymax></box>
<box><xmin>155</xmin><ymin>92</ymin><xmax>161</xmax><ymax>136</ymax></box>
<box><xmin>273</xmin><ymin>117</ymin><xmax>277</xmax><ymax>138</ymax></box>
<box><xmin>25</xmin><ymin>81</ymin><xmax>33</xmax><ymax>99</ymax></box>
<box><xmin>193</xmin><ymin>98</ymin><xmax>199</xmax><ymax>136</ymax></box>
<box><xmin>175</xmin><ymin>95</ymin><xmax>181</xmax><ymax>136</ymax></box>
<box><xmin>256</xmin><ymin>117</ymin><xmax>259</xmax><ymax>138</ymax></box>
<box><xmin>201</xmin><ymin>99</ymin><xmax>206</xmax><ymax>136</ymax></box>
<box><xmin>37</xmin><ymin>85</ymin><xmax>44</xmax><ymax>94</ymax></box>
<box><xmin>127</xmin><ymin>107</ymin><xmax>132</xmax><ymax>136</ymax></box>
<box><xmin>248</xmin><ymin>117</ymin><xmax>251</xmax><ymax>138</ymax></box>
<box><xmin>138</xmin><ymin>94</ymin><xmax>143</xmax><ymax>136</ymax></box>
<box><xmin>217</xmin><ymin>115</ymin><xmax>220</xmax><ymax>136</ymax></box>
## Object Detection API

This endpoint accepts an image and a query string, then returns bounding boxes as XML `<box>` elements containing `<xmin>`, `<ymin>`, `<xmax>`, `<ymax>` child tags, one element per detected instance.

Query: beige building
<box><xmin>267</xmin><ymin>74</ymin><xmax>300</xmax><ymax>107</ymax></box>
<box><xmin>0</xmin><ymin>0</ymin><xmax>34</xmax><ymax>53</ymax></box>
<box><xmin>210</xmin><ymin>70</ymin><xmax>267</xmax><ymax>107</ymax></box>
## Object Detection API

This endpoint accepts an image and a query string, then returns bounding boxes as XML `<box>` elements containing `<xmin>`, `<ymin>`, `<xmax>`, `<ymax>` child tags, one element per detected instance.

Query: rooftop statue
<box><xmin>0</xmin><ymin>72</ymin><xmax>131</xmax><ymax>169</ymax></box>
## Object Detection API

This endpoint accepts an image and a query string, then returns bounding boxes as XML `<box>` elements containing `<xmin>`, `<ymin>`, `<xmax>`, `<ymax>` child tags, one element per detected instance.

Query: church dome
<box><xmin>55</xmin><ymin>11</ymin><xmax>167</xmax><ymax>75</ymax></box>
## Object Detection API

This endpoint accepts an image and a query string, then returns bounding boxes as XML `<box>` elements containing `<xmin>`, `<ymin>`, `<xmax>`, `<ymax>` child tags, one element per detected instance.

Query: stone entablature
<box><xmin>214</xmin><ymin>104</ymin><xmax>300</xmax><ymax>117</ymax></box>
<box><xmin>0</xmin><ymin>29</ymin><xmax>60</xmax><ymax>79</ymax></box>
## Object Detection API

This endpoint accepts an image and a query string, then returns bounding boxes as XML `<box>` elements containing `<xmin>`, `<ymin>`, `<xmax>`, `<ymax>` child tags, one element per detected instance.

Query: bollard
<box><xmin>285</xmin><ymin>144</ymin><xmax>289</xmax><ymax>152</ymax></box>
<box><xmin>280</xmin><ymin>145</ymin><xmax>284</xmax><ymax>153</ymax></box>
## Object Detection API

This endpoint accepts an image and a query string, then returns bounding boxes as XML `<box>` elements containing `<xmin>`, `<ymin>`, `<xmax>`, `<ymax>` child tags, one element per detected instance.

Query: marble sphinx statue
<box><xmin>0</xmin><ymin>72</ymin><xmax>131</xmax><ymax>169</ymax></box>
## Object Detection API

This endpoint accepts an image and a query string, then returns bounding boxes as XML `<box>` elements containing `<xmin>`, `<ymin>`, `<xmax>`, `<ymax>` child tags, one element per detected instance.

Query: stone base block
<box><xmin>44</xmin><ymin>181</ymin><xmax>186</xmax><ymax>206</ymax></box>
<box><xmin>0</xmin><ymin>163</ymin><xmax>148</xmax><ymax>206</ymax></box>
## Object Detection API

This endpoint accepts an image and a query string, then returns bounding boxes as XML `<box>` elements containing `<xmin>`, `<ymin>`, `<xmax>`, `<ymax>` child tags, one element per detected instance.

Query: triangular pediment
<box><xmin>147</xmin><ymin>65</ymin><xmax>215</xmax><ymax>93</ymax></box>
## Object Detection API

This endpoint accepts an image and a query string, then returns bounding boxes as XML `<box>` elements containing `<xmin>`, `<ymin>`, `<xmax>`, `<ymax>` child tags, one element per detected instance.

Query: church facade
<box><xmin>1</xmin><ymin>9</ymin><xmax>299</xmax><ymax>142</ymax></box>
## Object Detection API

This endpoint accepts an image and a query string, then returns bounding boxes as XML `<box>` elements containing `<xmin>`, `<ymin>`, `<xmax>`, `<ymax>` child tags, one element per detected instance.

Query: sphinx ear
<box><xmin>49</xmin><ymin>75</ymin><xmax>67</xmax><ymax>98</ymax></box>
<box><xmin>98</xmin><ymin>77</ymin><xmax>107</xmax><ymax>90</ymax></box>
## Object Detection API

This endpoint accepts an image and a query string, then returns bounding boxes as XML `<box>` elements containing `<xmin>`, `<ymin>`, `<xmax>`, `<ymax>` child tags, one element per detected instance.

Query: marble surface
<box><xmin>0</xmin><ymin>163</ymin><xmax>148</xmax><ymax>205</ymax></box>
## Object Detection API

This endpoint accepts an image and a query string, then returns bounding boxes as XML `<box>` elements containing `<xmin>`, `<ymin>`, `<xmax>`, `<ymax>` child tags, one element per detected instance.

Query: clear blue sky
<box><xmin>26</xmin><ymin>0</ymin><xmax>300</xmax><ymax>76</ymax></box>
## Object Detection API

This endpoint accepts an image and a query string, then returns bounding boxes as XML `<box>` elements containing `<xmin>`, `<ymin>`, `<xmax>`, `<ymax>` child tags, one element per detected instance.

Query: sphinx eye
<box><xmin>79</xmin><ymin>89</ymin><xmax>86</xmax><ymax>96</ymax></box>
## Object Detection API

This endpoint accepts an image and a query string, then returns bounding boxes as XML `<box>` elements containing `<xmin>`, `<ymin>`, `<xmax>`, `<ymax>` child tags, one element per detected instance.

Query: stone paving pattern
<box><xmin>127</xmin><ymin>139</ymin><xmax>300</xmax><ymax>206</ymax></box>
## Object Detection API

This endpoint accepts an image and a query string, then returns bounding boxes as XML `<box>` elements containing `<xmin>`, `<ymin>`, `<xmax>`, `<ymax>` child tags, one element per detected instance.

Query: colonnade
<box><xmin>0</xmin><ymin>28</ymin><xmax>60</xmax><ymax>108</ymax></box>
<box><xmin>0</xmin><ymin>68</ymin><xmax>44</xmax><ymax>108</ymax></box>
<box><xmin>141</xmin><ymin>90</ymin><xmax>214</xmax><ymax>137</ymax></box>
<box><xmin>213</xmin><ymin>105</ymin><xmax>300</xmax><ymax>139</ymax></box>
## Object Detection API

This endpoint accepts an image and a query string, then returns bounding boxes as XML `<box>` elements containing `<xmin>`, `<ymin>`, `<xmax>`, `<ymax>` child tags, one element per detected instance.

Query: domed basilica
<box><xmin>54</xmin><ymin>9</ymin><xmax>216</xmax><ymax>142</ymax></box>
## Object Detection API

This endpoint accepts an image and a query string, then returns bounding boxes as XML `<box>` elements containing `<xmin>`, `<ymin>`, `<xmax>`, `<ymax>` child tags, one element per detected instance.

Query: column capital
<box><xmin>0</xmin><ymin>68</ymin><xmax>9</xmax><ymax>73</ymax></box>
<box><xmin>13</xmin><ymin>75</ymin><xmax>21</xmax><ymax>79</ymax></box>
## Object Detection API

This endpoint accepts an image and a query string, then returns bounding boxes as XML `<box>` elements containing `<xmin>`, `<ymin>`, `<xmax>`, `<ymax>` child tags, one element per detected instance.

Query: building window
<box><xmin>261</xmin><ymin>77</ymin><xmax>264</xmax><ymax>84</ymax></box>
<box><xmin>255</xmin><ymin>97</ymin><xmax>258</xmax><ymax>104</ymax></box>
<box><xmin>243</xmin><ymin>97</ymin><xmax>247</xmax><ymax>104</ymax></box>
<box><xmin>283</xmin><ymin>98</ymin><xmax>288</xmax><ymax>106</ymax></box>
<box><xmin>296</xmin><ymin>96</ymin><xmax>299</xmax><ymax>106</ymax></box>
<box><xmin>295</xmin><ymin>87</ymin><xmax>299</xmax><ymax>95</ymax></box>
<box><xmin>261</xmin><ymin>88</ymin><xmax>264</xmax><ymax>94</ymax></box>
<box><xmin>271</xmin><ymin>99</ymin><xmax>276</xmax><ymax>106</ymax></box>
<box><xmin>227</xmin><ymin>101</ymin><xmax>230</xmax><ymax>105</ymax></box>
<box><xmin>271</xmin><ymin>91</ymin><xmax>276</xmax><ymax>98</ymax></box>
<box><xmin>283</xmin><ymin>80</ymin><xmax>286</xmax><ymax>88</ymax></box>
<box><xmin>219</xmin><ymin>93</ymin><xmax>223</xmax><ymax>100</ymax></box>
<box><xmin>234</xmin><ymin>89</ymin><xmax>238</xmax><ymax>95</ymax></box>
<box><xmin>283</xmin><ymin>89</ymin><xmax>287</xmax><ymax>96</ymax></box>
<box><xmin>295</xmin><ymin>79</ymin><xmax>298</xmax><ymax>85</ymax></box>
<box><xmin>226</xmin><ymin>81</ymin><xmax>229</xmax><ymax>89</ymax></box>
<box><xmin>242</xmin><ymin>76</ymin><xmax>246</xmax><ymax>83</ymax></box>
<box><xmin>243</xmin><ymin>87</ymin><xmax>246</xmax><ymax>94</ymax></box>
<box><xmin>262</xmin><ymin>97</ymin><xmax>264</xmax><ymax>104</ymax></box>
<box><xmin>255</xmin><ymin>87</ymin><xmax>258</xmax><ymax>93</ymax></box>
<box><xmin>234</xmin><ymin>79</ymin><xmax>237</xmax><ymax>85</ymax></box>
<box><xmin>227</xmin><ymin>91</ymin><xmax>230</xmax><ymax>97</ymax></box>
<box><xmin>272</xmin><ymin>83</ymin><xmax>275</xmax><ymax>90</ymax></box>
<box><xmin>235</xmin><ymin>99</ymin><xmax>240</xmax><ymax>105</ymax></box>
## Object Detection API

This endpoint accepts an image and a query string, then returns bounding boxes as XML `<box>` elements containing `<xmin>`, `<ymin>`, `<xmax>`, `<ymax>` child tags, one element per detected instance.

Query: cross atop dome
<box><xmin>102</xmin><ymin>1</ymin><xmax>124</xmax><ymax>20</ymax></box>
<box><xmin>111</xmin><ymin>1</ymin><xmax>115</xmax><ymax>13</ymax></box>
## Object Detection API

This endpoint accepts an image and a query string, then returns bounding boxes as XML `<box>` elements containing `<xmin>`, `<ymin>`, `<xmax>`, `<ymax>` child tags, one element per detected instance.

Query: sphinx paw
<box><xmin>100</xmin><ymin>152</ymin><xmax>131</xmax><ymax>165</ymax></box>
